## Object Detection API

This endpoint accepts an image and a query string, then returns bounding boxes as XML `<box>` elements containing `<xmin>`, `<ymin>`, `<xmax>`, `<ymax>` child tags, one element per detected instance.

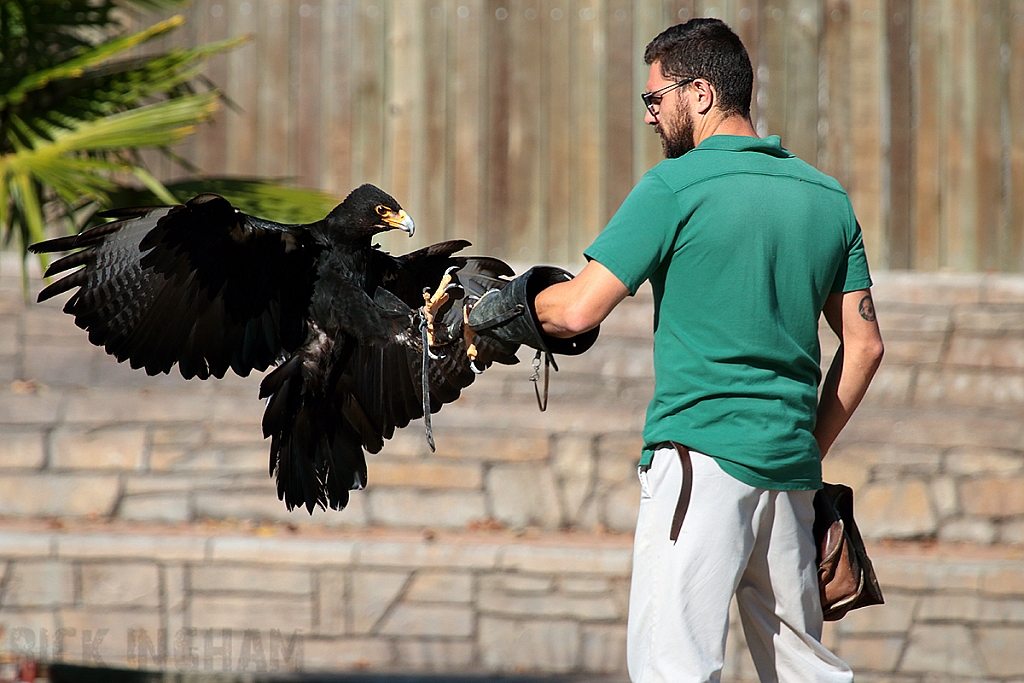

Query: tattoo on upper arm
<box><xmin>858</xmin><ymin>295</ymin><xmax>876</xmax><ymax>322</ymax></box>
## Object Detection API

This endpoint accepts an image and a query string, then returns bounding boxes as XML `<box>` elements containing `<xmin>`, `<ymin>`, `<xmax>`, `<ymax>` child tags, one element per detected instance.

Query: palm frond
<box><xmin>8</xmin><ymin>91</ymin><xmax>219</xmax><ymax>154</ymax></box>
<box><xmin>6</xmin><ymin>32</ymin><xmax>247</xmax><ymax>131</ymax></box>
<box><xmin>1</xmin><ymin>92</ymin><xmax>220</xmax><ymax>269</ymax></box>
<box><xmin>3</xmin><ymin>1</ymin><xmax>332</xmax><ymax>292</ymax></box>
<box><xmin>0</xmin><ymin>1</ymin><xmax>123</xmax><ymax>92</ymax></box>
<box><xmin>2</xmin><ymin>16</ymin><xmax>187</xmax><ymax>110</ymax></box>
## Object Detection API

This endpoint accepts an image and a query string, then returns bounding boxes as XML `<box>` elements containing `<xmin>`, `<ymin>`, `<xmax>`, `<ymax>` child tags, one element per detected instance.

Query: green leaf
<box><xmin>130</xmin><ymin>166</ymin><xmax>177</xmax><ymax>205</ymax></box>
<box><xmin>7</xmin><ymin>91</ymin><xmax>219</xmax><ymax>157</ymax></box>
<box><xmin>11</xmin><ymin>173</ymin><xmax>46</xmax><ymax>249</ymax></box>
<box><xmin>14</xmin><ymin>156</ymin><xmax>122</xmax><ymax>204</ymax></box>
<box><xmin>2</xmin><ymin>15</ymin><xmax>188</xmax><ymax>110</ymax></box>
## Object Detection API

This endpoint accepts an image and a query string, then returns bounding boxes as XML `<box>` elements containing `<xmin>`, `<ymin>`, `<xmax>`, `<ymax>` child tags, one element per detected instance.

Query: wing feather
<box><xmin>30</xmin><ymin>194</ymin><xmax>320</xmax><ymax>378</ymax></box>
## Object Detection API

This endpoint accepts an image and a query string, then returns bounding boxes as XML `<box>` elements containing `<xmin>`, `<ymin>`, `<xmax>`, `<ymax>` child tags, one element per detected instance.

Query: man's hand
<box><xmin>814</xmin><ymin>289</ymin><xmax>884</xmax><ymax>458</ymax></box>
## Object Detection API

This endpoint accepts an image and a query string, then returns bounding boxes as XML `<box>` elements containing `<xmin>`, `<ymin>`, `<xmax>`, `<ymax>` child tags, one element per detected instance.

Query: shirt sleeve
<box><xmin>830</xmin><ymin>204</ymin><xmax>873</xmax><ymax>293</ymax></box>
<box><xmin>583</xmin><ymin>171</ymin><xmax>683</xmax><ymax>295</ymax></box>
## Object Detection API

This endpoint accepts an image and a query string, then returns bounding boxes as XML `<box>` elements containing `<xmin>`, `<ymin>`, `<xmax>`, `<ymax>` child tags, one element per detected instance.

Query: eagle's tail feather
<box><xmin>262</xmin><ymin>350</ymin><xmax>369</xmax><ymax>514</ymax></box>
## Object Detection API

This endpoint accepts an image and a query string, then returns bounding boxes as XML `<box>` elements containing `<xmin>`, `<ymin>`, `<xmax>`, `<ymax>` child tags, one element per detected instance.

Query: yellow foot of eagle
<box><xmin>422</xmin><ymin>270</ymin><xmax>454</xmax><ymax>348</ymax></box>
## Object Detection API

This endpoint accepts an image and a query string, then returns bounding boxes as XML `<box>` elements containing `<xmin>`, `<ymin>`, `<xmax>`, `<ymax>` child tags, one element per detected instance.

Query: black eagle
<box><xmin>30</xmin><ymin>184</ymin><xmax>518</xmax><ymax>513</ymax></box>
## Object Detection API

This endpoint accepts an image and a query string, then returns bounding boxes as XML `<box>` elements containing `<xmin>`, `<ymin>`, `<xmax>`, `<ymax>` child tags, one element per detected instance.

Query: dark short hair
<box><xmin>644</xmin><ymin>19</ymin><xmax>753</xmax><ymax>119</ymax></box>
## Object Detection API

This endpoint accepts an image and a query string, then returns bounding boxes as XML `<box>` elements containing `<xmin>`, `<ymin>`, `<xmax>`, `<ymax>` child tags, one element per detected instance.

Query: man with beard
<box><xmin>530</xmin><ymin>18</ymin><xmax>884</xmax><ymax>683</ymax></box>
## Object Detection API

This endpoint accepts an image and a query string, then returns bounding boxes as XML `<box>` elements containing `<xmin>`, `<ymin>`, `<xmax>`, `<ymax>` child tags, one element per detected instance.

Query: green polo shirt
<box><xmin>584</xmin><ymin>135</ymin><xmax>872</xmax><ymax>490</ymax></box>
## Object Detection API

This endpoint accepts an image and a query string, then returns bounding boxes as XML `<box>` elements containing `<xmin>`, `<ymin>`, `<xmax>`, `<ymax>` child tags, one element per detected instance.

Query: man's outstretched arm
<box><xmin>534</xmin><ymin>260</ymin><xmax>630</xmax><ymax>338</ymax></box>
<box><xmin>814</xmin><ymin>288</ymin><xmax>885</xmax><ymax>458</ymax></box>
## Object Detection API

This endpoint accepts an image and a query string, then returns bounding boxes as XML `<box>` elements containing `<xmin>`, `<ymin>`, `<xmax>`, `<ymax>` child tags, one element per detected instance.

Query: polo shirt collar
<box><xmin>694</xmin><ymin>134</ymin><xmax>793</xmax><ymax>158</ymax></box>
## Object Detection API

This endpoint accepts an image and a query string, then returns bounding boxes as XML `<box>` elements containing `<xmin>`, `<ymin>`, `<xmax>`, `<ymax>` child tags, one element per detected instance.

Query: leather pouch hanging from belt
<box><xmin>813</xmin><ymin>482</ymin><xmax>885</xmax><ymax>620</ymax></box>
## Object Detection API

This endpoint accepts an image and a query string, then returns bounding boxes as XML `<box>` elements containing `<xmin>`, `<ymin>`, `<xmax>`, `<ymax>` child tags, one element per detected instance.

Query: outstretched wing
<box><xmin>30</xmin><ymin>194</ymin><xmax>322</xmax><ymax>379</ymax></box>
<box><xmin>261</xmin><ymin>240</ymin><xmax>519</xmax><ymax>513</ymax></box>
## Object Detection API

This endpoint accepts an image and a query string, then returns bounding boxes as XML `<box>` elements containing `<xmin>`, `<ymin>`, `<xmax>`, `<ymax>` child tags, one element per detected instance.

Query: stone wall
<box><xmin>0</xmin><ymin>524</ymin><xmax>632</xmax><ymax>676</ymax></box>
<box><xmin>1</xmin><ymin>253</ymin><xmax>1024</xmax><ymax>681</ymax></box>
<box><xmin>1</xmin><ymin>525</ymin><xmax>1022</xmax><ymax>682</ymax></box>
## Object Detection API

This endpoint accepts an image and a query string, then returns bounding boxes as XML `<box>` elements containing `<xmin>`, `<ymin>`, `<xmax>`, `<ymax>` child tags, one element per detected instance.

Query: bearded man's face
<box><xmin>644</xmin><ymin>61</ymin><xmax>697</xmax><ymax>159</ymax></box>
<box><xmin>658</xmin><ymin>104</ymin><xmax>696</xmax><ymax>158</ymax></box>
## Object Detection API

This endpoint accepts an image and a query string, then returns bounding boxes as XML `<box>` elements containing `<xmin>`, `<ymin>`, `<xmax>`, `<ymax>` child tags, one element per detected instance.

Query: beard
<box><xmin>657</xmin><ymin>106</ymin><xmax>696</xmax><ymax>158</ymax></box>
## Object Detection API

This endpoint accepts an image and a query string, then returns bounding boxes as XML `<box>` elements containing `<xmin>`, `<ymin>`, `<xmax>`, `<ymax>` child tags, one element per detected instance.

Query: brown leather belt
<box><xmin>667</xmin><ymin>442</ymin><xmax>693</xmax><ymax>543</ymax></box>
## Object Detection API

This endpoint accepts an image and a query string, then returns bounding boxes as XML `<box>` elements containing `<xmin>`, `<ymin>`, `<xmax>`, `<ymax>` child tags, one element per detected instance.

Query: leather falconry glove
<box><xmin>467</xmin><ymin>266</ymin><xmax>599</xmax><ymax>370</ymax></box>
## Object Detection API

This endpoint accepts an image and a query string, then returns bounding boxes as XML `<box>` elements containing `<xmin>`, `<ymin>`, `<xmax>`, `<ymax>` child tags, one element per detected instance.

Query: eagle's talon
<box><xmin>462</xmin><ymin>304</ymin><xmax>478</xmax><ymax>362</ymax></box>
<box><xmin>422</xmin><ymin>271</ymin><xmax>454</xmax><ymax>347</ymax></box>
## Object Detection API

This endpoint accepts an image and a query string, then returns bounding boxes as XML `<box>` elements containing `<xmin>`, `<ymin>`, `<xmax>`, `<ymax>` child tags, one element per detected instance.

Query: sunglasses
<box><xmin>641</xmin><ymin>78</ymin><xmax>696</xmax><ymax>117</ymax></box>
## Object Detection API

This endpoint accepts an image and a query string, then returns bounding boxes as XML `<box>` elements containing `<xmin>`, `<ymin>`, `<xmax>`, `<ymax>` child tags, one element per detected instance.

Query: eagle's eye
<box><xmin>375</xmin><ymin>205</ymin><xmax>390</xmax><ymax>217</ymax></box>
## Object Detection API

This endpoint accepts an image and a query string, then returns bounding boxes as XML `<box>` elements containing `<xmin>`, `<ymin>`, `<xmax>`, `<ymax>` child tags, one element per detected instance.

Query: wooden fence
<box><xmin>137</xmin><ymin>0</ymin><xmax>1024</xmax><ymax>272</ymax></box>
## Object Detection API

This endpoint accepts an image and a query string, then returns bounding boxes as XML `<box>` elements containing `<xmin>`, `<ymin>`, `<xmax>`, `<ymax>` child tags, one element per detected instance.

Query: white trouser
<box><xmin>627</xmin><ymin>446</ymin><xmax>853</xmax><ymax>683</ymax></box>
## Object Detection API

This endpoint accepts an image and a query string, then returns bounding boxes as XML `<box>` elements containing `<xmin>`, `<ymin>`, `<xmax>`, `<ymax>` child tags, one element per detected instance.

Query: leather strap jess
<box><xmin>668</xmin><ymin>442</ymin><xmax>693</xmax><ymax>543</ymax></box>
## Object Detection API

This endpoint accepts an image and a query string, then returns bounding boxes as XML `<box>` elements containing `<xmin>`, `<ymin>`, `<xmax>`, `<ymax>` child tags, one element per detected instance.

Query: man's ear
<box><xmin>692</xmin><ymin>78</ymin><xmax>715</xmax><ymax>115</ymax></box>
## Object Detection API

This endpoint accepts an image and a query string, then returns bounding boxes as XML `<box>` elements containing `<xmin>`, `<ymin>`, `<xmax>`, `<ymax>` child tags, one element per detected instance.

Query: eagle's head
<box><xmin>327</xmin><ymin>184</ymin><xmax>415</xmax><ymax>239</ymax></box>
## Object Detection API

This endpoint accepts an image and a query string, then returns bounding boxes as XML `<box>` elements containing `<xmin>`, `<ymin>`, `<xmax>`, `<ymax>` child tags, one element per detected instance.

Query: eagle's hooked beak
<box><xmin>384</xmin><ymin>209</ymin><xmax>415</xmax><ymax>237</ymax></box>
